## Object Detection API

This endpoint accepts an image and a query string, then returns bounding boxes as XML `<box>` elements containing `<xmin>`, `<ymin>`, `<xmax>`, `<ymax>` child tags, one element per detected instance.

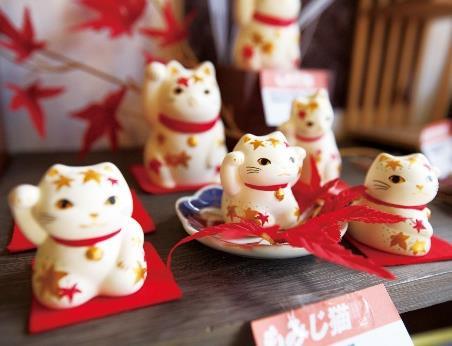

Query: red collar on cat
<box><xmin>295</xmin><ymin>134</ymin><xmax>324</xmax><ymax>142</ymax></box>
<box><xmin>364</xmin><ymin>192</ymin><xmax>426</xmax><ymax>211</ymax></box>
<box><xmin>245</xmin><ymin>183</ymin><xmax>288</xmax><ymax>191</ymax></box>
<box><xmin>253</xmin><ymin>12</ymin><xmax>298</xmax><ymax>26</ymax></box>
<box><xmin>159</xmin><ymin>113</ymin><xmax>220</xmax><ymax>134</ymax></box>
<box><xmin>51</xmin><ymin>229</ymin><xmax>121</xmax><ymax>247</ymax></box>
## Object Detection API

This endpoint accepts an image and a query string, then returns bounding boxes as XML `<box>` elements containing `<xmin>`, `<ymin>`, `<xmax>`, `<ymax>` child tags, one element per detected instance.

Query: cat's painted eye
<box><xmin>289</xmin><ymin>157</ymin><xmax>295</xmax><ymax>163</ymax></box>
<box><xmin>174</xmin><ymin>87</ymin><xmax>183</xmax><ymax>95</ymax></box>
<box><xmin>257</xmin><ymin>158</ymin><xmax>271</xmax><ymax>166</ymax></box>
<box><xmin>388</xmin><ymin>175</ymin><xmax>406</xmax><ymax>184</ymax></box>
<box><xmin>55</xmin><ymin>199</ymin><xmax>73</xmax><ymax>209</ymax></box>
<box><xmin>204</xmin><ymin>89</ymin><xmax>210</xmax><ymax>95</ymax></box>
<box><xmin>105</xmin><ymin>196</ymin><xmax>116</xmax><ymax>205</ymax></box>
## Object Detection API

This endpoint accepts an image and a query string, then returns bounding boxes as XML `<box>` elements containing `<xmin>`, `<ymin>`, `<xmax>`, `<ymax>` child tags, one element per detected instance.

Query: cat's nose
<box><xmin>188</xmin><ymin>96</ymin><xmax>198</xmax><ymax>107</ymax></box>
<box><xmin>306</xmin><ymin>121</ymin><xmax>314</xmax><ymax>127</ymax></box>
<box><xmin>416</xmin><ymin>184</ymin><xmax>424</xmax><ymax>191</ymax></box>
<box><xmin>90</xmin><ymin>213</ymin><xmax>99</xmax><ymax>219</ymax></box>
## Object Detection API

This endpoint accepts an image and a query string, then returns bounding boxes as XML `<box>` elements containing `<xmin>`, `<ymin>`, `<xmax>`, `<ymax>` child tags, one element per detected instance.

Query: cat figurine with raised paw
<box><xmin>279</xmin><ymin>89</ymin><xmax>341</xmax><ymax>184</ymax></box>
<box><xmin>233</xmin><ymin>0</ymin><xmax>301</xmax><ymax>70</ymax></box>
<box><xmin>9</xmin><ymin>163</ymin><xmax>147</xmax><ymax>309</ymax></box>
<box><xmin>349</xmin><ymin>153</ymin><xmax>439</xmax><ymax>256</ymax></box>
<box><xmin>143</xmin><ymin>60</ymin><xmax>227</xmax><ymax>189</ymax></box>
<box><xmin>220</xmin><ymin>131</ymin><xmax>306</xmax><ymax>229</ymax></box>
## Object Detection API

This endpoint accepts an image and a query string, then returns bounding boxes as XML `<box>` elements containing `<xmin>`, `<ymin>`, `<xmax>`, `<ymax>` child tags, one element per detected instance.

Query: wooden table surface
<box><xmin>0</xmin><ymin>150</ymin><xmax>451</xmax><ymax>345</ymax></box>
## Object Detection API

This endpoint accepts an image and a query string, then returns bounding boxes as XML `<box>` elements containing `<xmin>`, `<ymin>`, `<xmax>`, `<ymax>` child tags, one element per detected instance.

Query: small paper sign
<box><xmin>260</xmin><ymin>69</ymin><xmax>331</xmax><ymax>127</ymax></box>
<box><xmin>251</xmin><ymin>284</ymin><xmax>413</xmax><ymax>346</ymax></box>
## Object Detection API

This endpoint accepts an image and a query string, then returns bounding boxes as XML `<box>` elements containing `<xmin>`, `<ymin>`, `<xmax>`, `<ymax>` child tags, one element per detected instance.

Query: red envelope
<box><xmin>29</xmin><ymin>242</ymin><xmax>182</xmax><ymax>333</ymax></box>
<box><xmin>7</xmin><ymin>189</ymin><xmax>155</xmax><ymax>253</ymax></box>
<box><xmin>347</xmin><ymin>235</ymin><xmax>452</xmax><ymax>266</ymax></box>
<box><xmin>130</xmin><ymin>164</ymin><xmax>213</xmax><ymax>195</ymax></box>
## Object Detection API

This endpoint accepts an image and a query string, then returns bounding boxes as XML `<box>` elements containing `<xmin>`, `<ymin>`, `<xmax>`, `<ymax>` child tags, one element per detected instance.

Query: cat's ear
<box><xmin>293</xmin><ymin>97</ymin><xmax>309</xmax><ymax>110</ymax></box>
<box><xmin>166</xmin><ymin>60</ymin><xmax>186</xmax><ymax>77</ymax></box>
<box><xmin>197</xmin><ymin>61</ymin><xmax>216</xmax><ymax>79</ymax></box>
<box><xmin>314</xmin><ymin>88</ymin><xmax>329</xmax><ymax>99</ymax></box>
<box><xmin>375</xmin><ymin>153</ymin><xmax>394</xmax><ymax>164</ymax></box>
<box><xmin>267</xmin><ymin>131</ymin><xmax>287</xmax><ymax>142</ymax></box>
<box><xmin>43</xmin><ymin>164</ymin><xmax>68</xmax><ymax>182</ymax></box>
<box><xmin>291</xmin><ymin>146</ymin><xmax>306</xmax><ymax>163</ymax></box>
<box><xmin>146</xmin><ymin>62</ymin><xmax>167</xmax><ymax>82</ymax></box>
<box><xmin>97</xmin><ymin>162</ymin><xmax>123</xmax><ymax>178</ymax></box>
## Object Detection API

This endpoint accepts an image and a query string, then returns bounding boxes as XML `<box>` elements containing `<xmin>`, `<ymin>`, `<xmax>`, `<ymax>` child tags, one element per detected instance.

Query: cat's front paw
<box><xmin>223</xmin><ymin>152</ymin><xmax>245</xmax><ymax>167</ymax></box>
<box><xmin>9</xmin><ymin>184</ymin><xmax>40</xmax><ymax>209</ymax></box>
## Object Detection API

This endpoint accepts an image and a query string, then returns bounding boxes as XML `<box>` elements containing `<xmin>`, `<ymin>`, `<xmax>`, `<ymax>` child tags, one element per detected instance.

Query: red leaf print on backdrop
<box><xmin>72</xmin><ymin>87</ymin><xmax>126</xmax><ymax>157</ymax></box>
<box><xmin>75</xmin><ymin>0</ymin><xmax>147</xmax><ymax>38</ymax></box>
<box><xmin>7</xmin><ymin>81</ymin><xmax>64</xmax><ymax>138</ymax></box>
<box><xmin>140</xmin><ymin>1</ymin><xmax>196</xmax><ymax>46</ymax></box>
<box><xmin>0</xmin><ymin>7</ymin><xmax>46</xmax><ymax>61</ymax></box>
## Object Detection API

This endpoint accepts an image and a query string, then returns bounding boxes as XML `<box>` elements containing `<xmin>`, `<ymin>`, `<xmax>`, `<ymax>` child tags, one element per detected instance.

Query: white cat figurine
<box><xmin>279</xmin><ymin>89</ymin><xmax>341</xmax><ymax>184</ymax></box>
<box><xmin>143</xmin><ymin>60</ymin><xmax>227</xmax><ymax>188</ymax></box>
<box><xmin>9</xmin><ymin>163</ymin><xmax>147</xmax><ymax>309</ymax></box>
<box><xmin>221</xmin><ymin>131</ymin><xmax>306</xmax><ymax>229</ymax></box>
<box><xmin>349</xmin><ymin>153</ymin><xmax>439</xmax><ymax>256</ymax></box>
<box><xmin>233</xmin><ymin>0</ymin><xmax>301</xmax><ymax>71</ymax></box>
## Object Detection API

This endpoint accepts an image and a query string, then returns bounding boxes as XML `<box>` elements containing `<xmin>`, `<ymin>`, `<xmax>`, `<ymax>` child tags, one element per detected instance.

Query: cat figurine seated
<box><xmin>9</xmin><ymin>163</ymin><xmax>147</xmax><ymax>309</ymax></box>
<box><xmin>232</xmin><ymin>0</ymin><xmax>301</xmax><ymax>70</ymax></box>
<box><xmin>279</xmin><ymin>89</ymin><xmax>341</xmax><ymax>184</ymax></box>
<box><xmin>349</xmin><ymin>153</ymin><xmax>439</xmax><ymax>256</ymax></box>
<box><xmin>220</xmin><ymin>131</ymin><xmax>306</xmax><ymax>229</ymax></box>
<box><xmin>143</xmin><ymin>60</ymin><xmax>227</xmax><ymax>189</ymax></box>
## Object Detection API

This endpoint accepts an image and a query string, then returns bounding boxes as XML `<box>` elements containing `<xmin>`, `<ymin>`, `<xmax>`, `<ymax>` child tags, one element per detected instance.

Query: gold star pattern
<box><xmin>165</xmin><ymin>151</ymin><xmax>191</xmax><ymax>168</ymax></box>
<box><xmin>266</xmin><ymin>138</ymin><xmax>280</xmax><ymax>147</ymax></box>
<box><xmin>274</xmin><ymin>188</ymin><xmax>285</xmax><ymax>201</ymax></box>
<box><xmin>53</xmin><ymin>175</ymin><xmax>74</xmax><ymax>191</ymax></box>
<box><xmin>36</xmin><ymin>264</ymin><xmax>68</xmax><ymax>299</ymax></box>
<box><xmin>243</xmin><ymin>135</ymin><xmax>251</xmax><ymax>143</ymax></box>
<box><xmin>385</xmin><ymin>159</ymin><xmax>403</xmax><ymax>171</ymax></box>
<box><xmin>250</xmin><ymin>139</ymin><xmax>265</xmax><ymax>150</ymax></box>
<box><xmin>47</xmin><ymin>168</ymin><xmax>59</xmax><ymax>177</ymax></box>
<box><xmin>133</xmin><ymin>262</ymin><xmax>147</xmax><ymax>284</ymax></box>
<box><xmin>390</xmin><ymin>232</ymin><xmax>410</xmax><ymax>250</ymax></box>
<box><xmin>81</xmin><ymin>169</ymin><xmax>102</xmax><ymax>184</ymax></box>
<box><xmin>251</xmin><ymin>32</ymin><xmax>263</xmax><ymax>44</ymax></box>
<box><xmin>410</xmin><ymin>240</ymin><xmax>427</xmax><ymax>255</ymax></box>
<box><xmin>378</xmin><ymin>154</ymin><xmax>389</xmax><ymax>162</ymax></box>
<box><xmin>187</xmin><ymin>136</ymin><xmax>198</xmax><ymax>147</ymax></box>
<box><xmin>169</xmin><ymin>66</ymin><xmax>179</xmax><ymax>75</ymax></box>
<box><xmin>262</xmin><ymin>42</ymin><xmax>274</xmax><ymax>54</ymax></box>
<box><xmin>117</xmin><ymin>261</ymin><xmax>125</xmax><ymax>269</ymax></box>
<box><xmin>226</xmin><ymin>205</ymin><xmax>238</xmax><ymax>220</ymax></box>
<box><xmin>294</xmin><ymin>208</ymin><xmax>302</xmax><ymax>221</ymax></box>
<box><xmin>192</xmin><ymin>74</ymin><xmax>203</xmax><ymax>83</ymax></box>
<box><xmin>203</xmin><ymin>66</ymin><xmax>211</xmax><ymax>76</ymax></box>
<box><xmin>244</xmin><ymin>207</ymin><xmax>259</xmax><ymax>223</ymax></box>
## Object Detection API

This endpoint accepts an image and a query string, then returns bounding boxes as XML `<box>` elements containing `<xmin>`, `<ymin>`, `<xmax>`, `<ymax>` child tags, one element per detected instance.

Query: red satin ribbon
<box><xmin>364</xmin><ymin>193</ymin><xmax>426</xmax><ymax>211</ymax></box>
<box><xmin>159</xmin><ymin>113</ymin><xmax>220</xmax><ymax>134</ymax></box>
<box><xmin>51</xmin><ymin>229</ymin><xmax>121</xmax><ymax>247</ymax></box>
<box><xmin>295</xmin><ymin>134</ymin><xmax>324</xmax><ymax>142</ymax></box>
<box><xmin>245</xmin><ymin>183</ymin><xmax>288</xmax><ymax>191</ymax></box>
<box><xmin>253</xmin><ymin>12</ymin><xmax>298</xmax><ymax>27</ymax></box>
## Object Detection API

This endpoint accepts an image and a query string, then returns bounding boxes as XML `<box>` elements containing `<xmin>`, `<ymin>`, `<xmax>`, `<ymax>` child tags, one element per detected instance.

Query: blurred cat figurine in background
<box><xmin>143</xmin><ymin>60</ymin><xmax>227</xmax><ymax>188</ymax></box>
<box><xmin>349</xmin><ymin>153</ymin><xmax>439</xmax><ymax>256</ymax></box>
<box><xmin>9</xmin><ymin>163</ymin><xmax>146</xmax><ymax>309</ymax></box>
<box><xmin>233</xmin><ymin>0</ymin><xmax>301</xmax><ymax>70</ymax></box>
<box><xmin>220</xmin><ymin>131</ymin><xmax>305</xmax><ymax>229</ymax></box>
<box><xmin>279</xmin><ymin>89</ymin><xmax>341</xmax><ymax>184</ymax></box>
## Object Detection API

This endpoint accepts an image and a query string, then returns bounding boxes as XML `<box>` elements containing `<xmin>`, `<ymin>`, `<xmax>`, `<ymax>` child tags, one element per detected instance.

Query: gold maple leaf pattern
<box><xmin>389</xmin><ymin>232</ymin><xmax>410</xmax><ymax>250</ymax></box>
<box><xmin>81</xmin><ymin>169</ymin><xmax>102</xmax><ymax>184</ymax></box>
<box><xmin>249</xmin><ymin>139</ymin><xmax>265</xmax><ymax>150</ymax></box>
<box><xmin>410</xmin><ymin>240</ymin><xmax>426</xmax><ymax>255</ymax></box>
<box><xmin>133</xmin><ymin>262</ymin><xmax>147</xmax><ymax>284</ymax></box>
<box><xmin>36</xmin><ymin>264</ymin><xmax>68</xmax><ymax>299</ymax></box>
<box><xmin>266</xmin><ymin>138</ymin><xmax>280</xmax><ymax>148</ymax></box>
<box><xmin>243</xmin><ymin>207</ymin><xmax>259</xmax><ymax>222</ymax></box>
<box><xmin>385</xmin><ymin>159</ymin><xmax>403</xmax><ymax>171</ymax></box>
<box><xmin>192</xmin><ymin>74</ymin><xmax>203</xmax><ymax>83</ymax></box>
<box><xmin>53</xmin><ymin>175</ymin><xmax>74</xmax><ymax>191</ymax></box>
<box><xmin>226</xmin><ymin>205</ymin><xmax>238</xmax><ymax>220</ymax></box>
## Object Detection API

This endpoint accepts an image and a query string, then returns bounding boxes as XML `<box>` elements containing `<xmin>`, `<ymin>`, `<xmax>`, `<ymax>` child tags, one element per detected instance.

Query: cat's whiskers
<box><xmin>38</xmin><ymin>212</ymin><xmax>56</xmax><ymax>225</ymax></box>
<box><xmin>373</xmin><ymin>179</ymin><xmax>390</xmax><ymax>187</ymax></box>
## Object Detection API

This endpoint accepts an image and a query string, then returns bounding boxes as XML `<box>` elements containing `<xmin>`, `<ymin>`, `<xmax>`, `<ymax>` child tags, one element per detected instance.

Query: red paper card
<box><xmin>252</xmin><ymin>284</ymin><xmax>412</xmax><ymax>346</ymax></box>
<box><xmin>130</xmin><ymin>164</ymin><xmax>211</xmax><ymax>195</ymax></box>
<box><xmin>29</xmin><ymin>241</ymin><xmax>182</xmax><ymax>333</ymax></box>
<box><xmin>347</xmin><ymin>235</ymin><xmax>452</xmax><ymax>266</ymax></box>
<box><xmin>7</xmin><ymin>189</ymin><xmax>155</xmax><ymax>253</ymax></box>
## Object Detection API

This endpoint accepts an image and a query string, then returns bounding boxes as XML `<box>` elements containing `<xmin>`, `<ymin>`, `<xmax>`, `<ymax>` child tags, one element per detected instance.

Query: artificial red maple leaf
<box><xmin>140</xmin><ymin>1</ymin><xmax>196</xmax><ymax>46</ymax></box>
<box><xmin>7</xmin><ymin>81</ymin><xmax>64</xmax><ymax>138</ymax></box>
<box><xmin>321</xmin><ymin>185</ymin><xmax>367</xmax><ymax>214</ymax></box>
<box><xmin>143</xmin><ymin>50</ymin><xmax>166</xmax><ymax>64</ymax></box>
<box><xmin>72</xmin><ymin>87</ymin><xmax>126</xmax><ymax>157</ymax></box>
<box><xmin>0</xmin><ymin>7</ymin><xmax>46</xmax><ymax>61</ymax></box>
<box><xmin>75</xmin><ymin>0</ymin><xmax>147</xmax><ymax>38</ymax></box>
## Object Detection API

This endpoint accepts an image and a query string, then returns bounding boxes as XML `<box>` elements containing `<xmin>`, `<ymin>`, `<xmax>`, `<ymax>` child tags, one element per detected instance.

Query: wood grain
<box><xmin>0</xmin><ymin>150</ymin><xmax>451</xmax><ymax>345</ymax></box>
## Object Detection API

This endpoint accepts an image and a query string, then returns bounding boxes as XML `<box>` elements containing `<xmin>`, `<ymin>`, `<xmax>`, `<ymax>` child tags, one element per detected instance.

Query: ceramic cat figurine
<box><xmin>279</xmin><ymin>89</ymin><xmax>341</xmax><ymax>184</ymax></box>
<box><xmin>349</xmin><ymin>153</ymin><xmax>439</xmax><ymax>256</ymax></box>
<box><xmin>233</xmin><ymin>0</ymin><xmax>301</xmax><ymax>71</ymax></box>
<box><xmin>143</xmin><ymin>60</ymin><xmax>227</xmax><ymax>188</ymax></box>
<box><xmin>220</xmin><ymin>131</ymin><xmax>306</xmax><ymax>229</ymax></box>
<box><xmin>9</xmin><ymin>163</ymin><xmax>146</xmax><ymax>309</ymax></box>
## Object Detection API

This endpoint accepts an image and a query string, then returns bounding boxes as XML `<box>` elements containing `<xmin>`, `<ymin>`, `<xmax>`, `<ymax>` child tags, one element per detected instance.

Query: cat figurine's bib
<box><xmin>143</xmin><ymin>60</ymin><xmax>227</xmax><ymax>189</ymax></box>
<box><xmin>232</xmin><ymin>0</ymin><xmax>301</xmax><ymax>70</ymax></box>
<box><xmin>279</xmin><ymin>89</ymin><xmax>341</xmax><ymax>184</ymax></box>
<box><xmin>9</xmin><ymin>163</ymin><xmax>147</xmax><ymax>309</ymax></box>
<box><xmin>349</xmin><ymin>153</ymin><xmax>439</xmax><ymax>256</ymax></box>
<box><xmin>220</xmin><ymin>131</ymin><xmax>306</xmax><ymax>229</ymax></box>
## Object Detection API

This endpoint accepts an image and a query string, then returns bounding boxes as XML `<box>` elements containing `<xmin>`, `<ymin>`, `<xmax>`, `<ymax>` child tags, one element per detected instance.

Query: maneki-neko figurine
<box><xmin>143</xmin><ymin>60</ymin><xmax>227</xmax><ymax>189</ymax></box>
<box><xmin>279</xmin><ymin>89</ymin><xmax>341</xmax><ymax>185</ymax></box>
<box><xmin>9</xmin><ymin>162</ymin><xmax>147</xmax><ymax>309</ymax></box>
<box><xmin>220</xmin><ymin>131</ymin><xmax>306</xmax><ymax>229</ymax></box>
<box><xmin>233</xmin><ymin>0</ymin><xmax>301</xmax><ymax>70</ymax></box>
<box><xmin>349</xmin><ymin>153</ymin><xmax>439</xmax><ymax>256</ymax></box>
